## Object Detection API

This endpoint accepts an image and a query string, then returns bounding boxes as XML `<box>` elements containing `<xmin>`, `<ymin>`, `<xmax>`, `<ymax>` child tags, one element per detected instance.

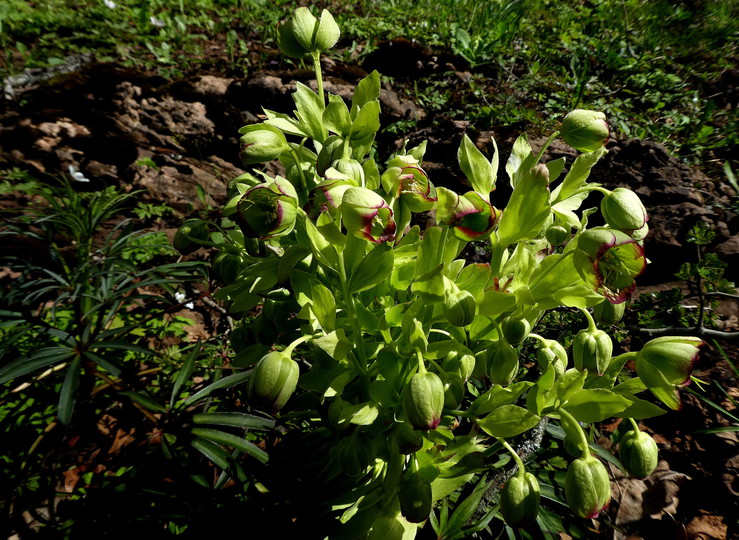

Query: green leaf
<box><xmin>184</xmin><ymin>371</ymin><xmax>252</xmax><ymax>407</ymax></box>
<box><xmin>563</xmin><ymin>388</ymin><xmax>631</xmax><ymax>422</ymax></box>
<box><xmin>550</xmin><ymin>147</ymin><xmax>607</xmax><ymax>205</ymax></box>
<box><xmin>303</xmin><ymin>216</ymin><xmax>339</xmax><ymax>270</ymax></box>
<box><xmin>191</xmin><ymin>436</ymin><xmax>233</xmax><ymax>471</ymax></box>
<box><xmin>616</xmin><ymin>396</ymin><xmax>666</xmax><ymax>419</ymax></box>
<box><xmin>341</xmin><ymin>401</ymin><xmax>380</xmax><ymax>425</ymax></box>
<box><xmin>469</xmin><ymin>382</ymin><xmax>530</xmax><ymax>417</ymax></box>
<box><xmin>458</xmin><ymin>134</ymin><xmax>496</xmax><ymax>197</ymax></box>
<box><xmin>190</xmin><ymin>427</ymin><xmax>269</xmax><ymax>463</ymax></box>
<box><xmin>0</xmin><ymin>346</ymin><xmax>75</xmax><ymax>385</ymax></box>
<box><xmin>351</xmin><ymin>70</ymin><xmax>380</xmax><ymax>118</ymax></box>
<box><xmin>120</xmin><ymin>390</ymin><xmax>168</xmax><ymax>413</ymax></box>
<box><xmin>350</xmin><ymin>243</ymin><xmax>394</xmax><ymax>293</ymax></box>
<box><xmin>496</xmin><ymin>165</ymin><xmax>551</xmax><ymax>246</ymax></box>
<box><xmin>505</xmin><ymin>133</ymin><xmax>535</xmax><ymax>188</ymax></box>
<box><xmin>369</xmin><ymin>380</ymin><xmax>399</xmax><ymax>408</ymax></box>
<box><xmin>58</xmin><ymin>356</ymin><xmax>82</xmax><ymax>426</ymax></box>
<box><xmin>263</xmin><ymin>108</ymin><xmax>307</xmax><ymax>137</ymax></box>
<box><xmin>477</xmin><ymin>405</ymin><xmax>541</xmax><ymax>438</ymax></box>
<box><xmin>310</xmin><ymin>281</ymin><xmax>337</xmax><ymax>331</ymax></box>
<box><xmin>349</xmin><ymin>100</ymin><xmax>380</xmax><ymax>159</ymax></box>
<box><xmin>170</xmin><ymin>343</ymin><xmax>199</xmax><ymax>409</ymax></box>
<box><xmin>192</xmin><ymin>412</ymin><xmax>275</xmax><ymax>430</ymax></box>
<box><xmin>323</xmin><ymin>94</ymin><xmax>352</xmax><ymax>136</ymax></box>
<box><xmin>526</xmin><ymin>367</ymin><xmax>557</xmax><ymax>415</ymax></box>
<box><xmin>293</xmin><ymin>81</ymin><xmax>328</xmax><ymax>142</ymax></box>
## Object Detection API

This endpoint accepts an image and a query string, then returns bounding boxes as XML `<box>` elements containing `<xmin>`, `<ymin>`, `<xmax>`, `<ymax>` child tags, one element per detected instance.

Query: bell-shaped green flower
<box><xmin>239</xmin><ymin>124</ymin><xmax>290</xmax><ymax>165</ymax></box>
<box><xmin>565</xmin><ymin>454</ymin><xmax>611</xmax><ymax>518</ymax></box>
<box><xmin>443</xmin><ymin>289</ymin><xmax>477</xmax><ymax>327</ymax></box>
<box><xmin>502</xmin><ymin>317</ymin><xmax>531</xmax><ymax>345</ymax></box>
<box><xmin>436</xmin><ymin>187</ymin><xmax>500</xmax><ymax>241</ymax></box>
<box><xmin>500</xmin><ymin>471</ymin><xmax>541</xmax><ymax>528</ymax></box>
<box><xmin>442</xmin><ymin>349</ymin><xmax>476</xmax><ymax>382</ymax></box>
<box><xmin>305</xmin><ymin>174</ymin><xmax>357</xmax><ymax>219</ymax></box>
<box><xmin>619</xmin><ymin>428</ymin><xmax>659</xmax><ymax>478</ymax></box>
<box><xmin>573</xmin><ymin>227</ymin><xmax>646</xmax><ymax>303</ymax></box>
<box><xmin>402</xmin><ymin>371</ymin><xmax>444</xmax><ymax>430</ymax></box>
<box><xmin>173</xmin><ymin>219</ymin><xmax>209</xmax><ymax>255</ymax></box>
<box><xmin>277</xmin><ymin>7</ymin><xmax>340</xmax><ymax>58</ymax></box>
<box><xmin>248</xmin><ymin>351</ymin><xmax>300</xmax><ymax>413</ymax></box>
<box><xmin>601</xmin><ymin>188</ymin><xmax>647</xmax><ymax>233</ymax></box>
<box><xmin>635</xmin><ymin>336</ymin><xmax>702</xmax><ymax>410</ymax></box>
<box><xmin>485</xmin><ymin>340</ymin><xmax>519</xmax><ymax>386</ymax></box>
<box><xmin>560</xmin><ymin>109</ymin><xmax>609</xmax><ymax>153</ymax></box>
<box><xmin>536</xmin><ymin>338</ymin><xmax>568</xmax><ymax>378</ymax></box>
<box><xmin>333</xmin><ymin>157</ymin><xmax>365</xmax><ymax>186</ymax></box>
<box><xmin>340</xmin><ymin>186</ymin><xmax>396</xmax><ymax>243</ymax></box>
<box><xmin>396</xmin><ymin>421</ymin><xmax>424</xmax><ymax>454</ymax></box>
<box><xmin>211</xmin><ymin>251</ymin><xmax>241</xmax><ymax>285</ymax></box>
<box><xmin>399</xmin><ymin>472</ymin><xmax>433</xmax><ymax>523</ymax></box>
<box><xmin>236</xmin><ymin>177</ymin><xmax>299</xmax><ymax>239</ymax></box>
<box><xmin>381</xmin><ymin>155</ymin><xmax>436</xmax><ymax>212</ymax></box>
<box><xmin>573</xmin><ymin>326</ymin><xmax>613</xmax><ymax>376</ymax></box>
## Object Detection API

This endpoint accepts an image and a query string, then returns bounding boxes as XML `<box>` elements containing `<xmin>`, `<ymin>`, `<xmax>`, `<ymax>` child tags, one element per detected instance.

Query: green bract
<box><xmin>636</xmin><ymin>336</ymin><xmax>702</xmax><ymax>410</ymax></box>
<box><xmin>601</xmin><ymin>188</ymin><xmax>647</xmax><ymax>233</ymax></box>
<box><xmin>248</xmin><ymin>352</ymin><xmax>299</xmax><ymax>413</ymax></box>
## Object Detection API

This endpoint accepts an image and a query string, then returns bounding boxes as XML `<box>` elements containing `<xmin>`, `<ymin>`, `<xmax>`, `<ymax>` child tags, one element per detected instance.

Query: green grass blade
<box><xmin>190</xmin><ymin>427</ymin><xmax>269</xmax><ymax>463</ymax></box>
<box><xmin>192</xmin><ymin>412</ymin><xmax>275</xmax><ymax>431</ymax></box>
<box><xmin>58</xmin><ymin>356</ymin><xmax>82</xmax><ymax>426</ymax></box>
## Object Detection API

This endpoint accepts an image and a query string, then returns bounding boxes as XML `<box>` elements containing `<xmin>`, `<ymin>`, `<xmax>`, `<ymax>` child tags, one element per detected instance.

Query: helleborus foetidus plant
<box><xmin>174</xmin><ymin>7</ymin><xmax>703</xmax><ymax>535</ymax></box>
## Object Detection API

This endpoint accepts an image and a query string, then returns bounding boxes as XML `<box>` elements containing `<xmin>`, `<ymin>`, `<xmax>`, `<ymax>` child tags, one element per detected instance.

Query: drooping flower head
<box><xmin>436</xmin><ymin>187</ymin><xmax>499</xmax><ymax>241</ymax></box>
<box><xmin>236</xmin><ymin>177</ymin><xmax>299</xmax><ymax>239</ymax></box>
<box><xmin>573</xmin><ymin>227</ymin><xmax>646</xmax><ymax>303</ymax></box>
<box><xmin>340</xmin><ymin>186</ymin><xmax>396</xmax><ymax>243</ymax></box>
<box><xmin>561</xmin><ymin>109</ymin><xmax>609</xmax><ymax>153</ymax></box>
<box><xmin>381</xmin><ymin>155</ymin><xmax>436</xmax><ymax>212</ymax></box>
<box><xmin>636</xmin><ymin>336</ymin><xmax>702</xmax><ymax>410</ymax></box>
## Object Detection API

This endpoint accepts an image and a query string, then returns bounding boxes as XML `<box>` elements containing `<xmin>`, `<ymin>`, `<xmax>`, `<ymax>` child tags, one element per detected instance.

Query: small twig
<box><xmin>632</xmin><ymin>326</ymin><xmax>739</xmax><ymax>342</ymax></box>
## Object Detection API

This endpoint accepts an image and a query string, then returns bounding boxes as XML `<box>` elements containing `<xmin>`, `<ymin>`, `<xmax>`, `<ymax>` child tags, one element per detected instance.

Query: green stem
<box><xmin>311</xmin><ymin>51</ymin><xmax>325</xmax><ymax>107</ymax></box>
<box><xmin>338</xmin><ymin>251</ymin><xmax>368</xmax><ymax>376</ymax></box>
<box><xmin>497</xmin><ymin>437</ymin><xmax>526</xmax><ymax>475</ymax></box>
<box><xmin>580</xmin><ymin>307</ymin><xmax>597</xmax><ymax>332</ymax></box>
<box><xmin>284</xmin><ymin>334</ymin><xmax>313</xmax><ymax>357</ymax></box>
<box><xmin>490</xmin><ymin>238</ymin><xmax>507</xmax><ymax>278</ymax></box>
<box><xmin>559</xmin><ymin>408</ymin><xmax>590</xmax><ymax>459</ymax></box>
<box><xmin>628</xmin><ymin>417</ymin><xmax>640</xmax><ymax>433</ymax></box>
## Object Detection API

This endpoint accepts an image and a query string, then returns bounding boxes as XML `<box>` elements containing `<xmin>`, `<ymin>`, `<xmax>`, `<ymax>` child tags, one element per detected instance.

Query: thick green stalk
<box><xmin>558</xmin><ymin>407</ymin><xmax>590</xmax><ymax>459</ymax></box>
<box><xmin>338</xmin><ymin>251</ymin><xmax>368</xmax><ymax>377</ymax></box>
<box><xmin>311</xmin><ymin>51</ymin><xmax>325</xmax><ymax>107</ymax></box>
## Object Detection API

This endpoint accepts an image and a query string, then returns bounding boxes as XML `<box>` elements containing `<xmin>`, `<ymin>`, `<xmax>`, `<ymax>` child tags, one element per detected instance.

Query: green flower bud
<box><xmin>238</xmin><ymin>124</ymin><xmax>290</xmax><ymax>165</ymax></box>
<box><xmin>443</xmin><ymin>290</ymin><xmax>477</xmax><ymax>327</ymax></box>
<box><xmin>396</xmin><ymin>421</ymin><xmax>423</xmax><ymax>454</ymax></box>
<box><xmin>436</xmin><ymin>187</ymin><xmax>500</xmax><ymax>241</ymax></box>
<box><xmin>501</xmin><ymin>317</ymin><xmax>531</xmax><ymax>345</ymax></box>
<box><xmin>333</xmin><ymin>158</ymin><xmax>365</xmax><ymax>185</ymax></box>
<box><xmin>248</xmin><ymin>351</ymin><xmax>299</xmax><ymax>413</ymax></box>
<box><xmin>561</xmin><ymin>110</ymin><xmax>609</xmax><ymax>153</ymax></box>
<box><xmin>341</xmin><ymin>186</ymin><xmax>396</xmax><ymax>244</ymax></box>
<box><xmin>545</xmin><ymin>224</ymin><xmax>570</xmax><ymax>246</ymax></box>
<box><xmin>236</xmin><ymin>177</ymin><xmax>299</xmax><ymax>239</ymax></box>
<box><xmin>212</xmin><ymin>251</ymin><xmax>241</xmax><ymax>285</ymax></box>
<box><xmin>601</xmin><ymin>188</ymin><xmax>647</xmax><ymax>233</ymax></box>
<box><xmin>619</xmin><ymin>429</ymin><xmax>658</xmax><ymax>478</ymax></box>
<box><xmin>592</xmin><ymin>299</ymin><xmax>625</xmax><ymax>325</ymax></box>
<box><xmin>536</xmin><ymin>339</ymin><xmax>568</xmax><ymax>378</ymax></box>
<box><xmin>403</xmin><ymin>371</ymin><xmax>444</xmax><ymax>430</ymax></box>
<box><xmin>565</xmin><ymin>455</ymin><xmax>611</xmax><ymax>518</ymax></box>
<box><xmin>442</xmin><ymin>350</ymin><xmax>476</xmax><ymax>382</ymax></box>
<box><xmin>573</xmin><ymin>327</ymin><xmax>613</xmax><ymax>376</ymax></box>
<box><xmin>500</xmin><ymin>471</ymin><xmax>541</xmax><ymax>529</ymax></box>
<box><xmin>327</xmin><ymin>397</ymin><xmax>351</xmax><ymax>431</ymax></box>
<box><xmin>399</xmin><ymin>473</ymin><xmax>433</xmax><ymax>523</ymax></box>
<box><xmin>173</xmin><ymin>219</ymin><xmax>209</xmax><ymax>255</ymax></box>
<box><xmin>381</xmin><ymin>155</ymin><xmax>436</xmax><ymax>212</ymax></box>
<box><xmin>485</xmin><ymin>340</ymin><xmax>519</xmax><ymax>386</ymax></box>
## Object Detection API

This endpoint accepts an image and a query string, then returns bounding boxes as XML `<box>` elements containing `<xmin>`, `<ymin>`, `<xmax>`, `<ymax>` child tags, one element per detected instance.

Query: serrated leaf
<box><xmin>323</xmin><ymin>94</ymin><xmax>352</xmax><ymax>136</ymax></box>
<box><xmin>293</xmin><ymin>82</ymin><xmax>328</xmax><ymax>142</ymax></box>
<box><xmin>458</xmin><ymin>134</ymin><xmax>496</xmax><ymax>198</ymax></box>
<box><xmin>351</xmin><ymin>70</ymin><xmax>380</xmax><ymax>118</ymax></box>
<box><xmin>350</xmin><ymin>243</ymin><xmax>394</xmax><ymax>293</ymax></box>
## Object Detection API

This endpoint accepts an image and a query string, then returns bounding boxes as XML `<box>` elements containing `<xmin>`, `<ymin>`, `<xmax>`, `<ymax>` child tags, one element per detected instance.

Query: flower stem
<box><xmin>533</xmin><ymin>130</ymin><xmax>560</xmax><ymax>165</ymax></box>
<box><xmin>559</xmin><ymin>407</ymin><xmax>590</xmax><ymax>459</ymax></box>
<box><xmin>289</xmin><ymin>147</ymin><xmax>310</xmax><ymax>204</ymax></box>
<box><xmin>311</xmin><ymin>51</ymin><xmax>325</xmax><ymax>107</ymax></box>
<box><xmin>338</xmin><ymin>251</ymin><xmax>368</xmax><ymax>377</ymax></box>
<box><xmin>497</xmin><ymin>437</ymin><xmax>526</xmax><ymax>476</ymax></box>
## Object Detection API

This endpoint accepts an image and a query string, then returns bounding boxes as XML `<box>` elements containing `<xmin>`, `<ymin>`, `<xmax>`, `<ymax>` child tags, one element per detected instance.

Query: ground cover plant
<box><xmin>1</xmin><ymin>1</ymin><xmax>737</xmax><ymax>539</ymax></box>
